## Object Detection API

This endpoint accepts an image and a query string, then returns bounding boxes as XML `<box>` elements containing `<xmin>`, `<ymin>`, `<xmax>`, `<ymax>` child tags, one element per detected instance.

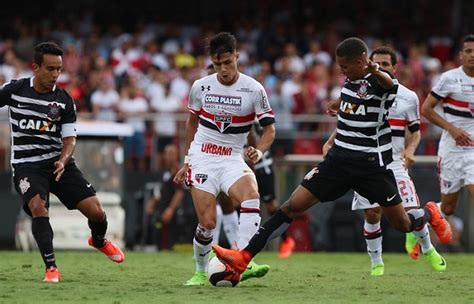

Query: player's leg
<box><xmin>14</xmin><ymin>167</ymin><xmax>59</xmax><ymax>282</ymax></box>
<box><xmin>213</xmin><ymin>203</ymin><xmax>223</xmax><ymax>246</ymax></box>
<box><xmin>185</xmin><ymin>187</ymin><xmax>217</xmax><ymax>285</ymax></box>
<box><xmin>217</xmin><ymin>192</ymin><xmax>238</xmax><ymax>249</ymax></box>
<box><xmin>440</xmin><ymin>192</ymin><xmax>459</xmax><ymax>216</ymax></box>
<box><xmin>76</xmin><ymin>196</ymin><xmax>125</xmax><ymax>264</ymax></box>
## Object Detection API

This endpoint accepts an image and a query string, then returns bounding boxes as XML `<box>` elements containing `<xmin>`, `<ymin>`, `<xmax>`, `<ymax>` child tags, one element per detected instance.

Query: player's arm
<box><xmin>323</xmin><ymin>129</ymin><xmax>337</xmax><ymax>157</ymax></box>
<box><xmin>403</xmin><ymin>130</ymin><xmax>420</xmax><ymax>168</ymax></box>
<box><xmin>246</xmin><ymin>127</ymin><xmax>258</xmax><ymax>147</ymax></box>
<box><xmin>422</xmin><ymin>94</ymin><xmax>471</xmax><ymax>146</ymax></box>
<box><xmin>54</xmin><ymin>136</ymin><xmax>76</xmax><ymax>181</ymax></box>
<box><xmin>364</xmin><ymin>57</ymin><xmax>394</xmax><ymax>90</ymax></box>
<box><xmin>173</xmin><ymin>112</ymin><xmax>199</xmax><ymax>184</ymax></box>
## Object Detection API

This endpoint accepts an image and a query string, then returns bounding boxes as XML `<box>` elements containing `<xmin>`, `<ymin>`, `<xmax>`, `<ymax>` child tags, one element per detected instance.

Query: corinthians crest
<box><xmin>357</xmin><ymin>80</ymin><xmax>370</xmax><ymax>98</ymax></box>
<box><xmin>47</xmin><ymin>103</ymin><xmax>62</xmax><ymax>121</ymax></box>
<box><xmin>19</xmin><ymin>177</ymin><xmax>31</xmax><ymax>194</ymax></box>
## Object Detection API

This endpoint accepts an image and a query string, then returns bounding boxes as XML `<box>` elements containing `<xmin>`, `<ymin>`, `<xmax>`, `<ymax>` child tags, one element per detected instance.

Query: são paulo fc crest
<box><xmin>357</xmin><ymin>80</ymin><xmax>370</xmax><ymax>98</ymax></box>
<box><xmin>214</xmin><ymin>113</ymin><xmax>232</xmax><ymax>132</ymax></box>
<box><xmin>47</xmin><ymin>103</ymin><xmax>62</xmax><ymax>121</ymax></box>
<box><xmin>19</xmin><ymin>177</ymin><xmax>31</xmax><ymax>194</ymax></box>
<box><xmin>195</xmin><ymin>174</ymin><xmax>208</xmax><ymax>184</ymax></box>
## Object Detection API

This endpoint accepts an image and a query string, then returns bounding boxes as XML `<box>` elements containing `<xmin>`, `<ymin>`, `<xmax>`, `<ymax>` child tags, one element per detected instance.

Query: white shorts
<box><xmin>352</xmin><ymin>159</ymin><xmax>419</xmax><ymax>210</ymax></box>
<box><xmin>186</xmin><ymin>154</ymin><xmax>255</xmax><ymax>197</ymax></box>
<box><xmin>438</xmin><ymin>152</ymin><xmax>474</xmax><ymax>194</ymax></box>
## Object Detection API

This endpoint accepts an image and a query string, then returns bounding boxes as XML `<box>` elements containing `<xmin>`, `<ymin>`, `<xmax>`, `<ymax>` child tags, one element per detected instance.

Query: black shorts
<box><xmin>300</xmin><ymin>155</ymin><xmax>401</xmax><ymax>207</ymax></box>
<box><xmin>255</xmin><ymin>167</ymin><xmax>276</xmax><ymax>203</ymax></box>
<box><xmin>13</xmin><ymin>160</ymin><xmax>96</xmax><ymax>216</ymax></box>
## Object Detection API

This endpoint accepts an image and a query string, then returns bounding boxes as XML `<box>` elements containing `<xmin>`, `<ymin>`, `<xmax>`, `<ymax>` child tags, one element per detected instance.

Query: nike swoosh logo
<box><xmin>386</xmin><ymin>194</ymin><xmax>397</xmax><ymax>202</ymax></box>
<box><xmin>86</xmin><ymin>184</ymin><xmax>92</xmax><ymax>188</ymax></box>
<box><xmin>16</xmin><ymin>104</ymin><xmax>29</xmax><ymax>108</ymax></box>
<box><xmin>199</xmin><ymin>250</ymin><xmax>211</xmax><ymax>257</ymax></box>
<box><xmin>246</xmin><ymin>265</ymin><xmax>253</xmax><ymax>270</ymax></box>
<box><xmin>440</xmin><ymin>257</ymin><xmax>446</xmax><ymax>266</ymax></box>
<box><xmin>44</xmin><ymin>253</ymin><xmax>54</xmax><ymax>257</ymax></box>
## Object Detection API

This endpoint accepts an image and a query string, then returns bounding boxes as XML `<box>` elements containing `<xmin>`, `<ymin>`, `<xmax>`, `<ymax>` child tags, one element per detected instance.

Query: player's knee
<box><xmin>280</xmin><ymin>201</ymin><xmax>302</xmax><ymax>219</ymax></box>
<box><xmin>441</xmin><ymin>203</ymin><xmax>455</xmax><ymax>216</ymax></box>
<box><xmin>199</xmin><ymin>218</ymin><xmax>216</xmax><ymax>231</ymax></box>
<box><xmin>28</xmin><ymin>198</ymin><xmax>48</xmax><ymax>217</ymax></box>
<box><xmin>365</xmin><ymin>208</ymin><xmax>382</xmax><ymax>224</ymax></box>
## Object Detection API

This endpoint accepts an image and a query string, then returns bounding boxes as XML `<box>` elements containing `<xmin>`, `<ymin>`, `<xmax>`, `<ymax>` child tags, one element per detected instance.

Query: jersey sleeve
<box><xmin>254</xmin><ymin>85</ymin><xmax>275</xmax><ymax>127</ymax></box>
<box><xmin>431</xmin><ymin>73</ymin><xmax>450</xmax><ymax>99</ymax></box>
<box><xmin>187</xmin><ymin>81</ymin><xmax>202</xmax><ymax>115</ymax></box>
<box><xmin>0</xmin><ymin>80</ymin><xmax>17</xmax><ymax>107</ymax></box>
<box><xmin>61</xmin><ymin>93</ymin><xmax>77</xmax><ymax>138</ymax></box>
<box><xmin>406</xmin><ymin>93</ymin><xmax>420</xmax><ymax>133</ymax></box>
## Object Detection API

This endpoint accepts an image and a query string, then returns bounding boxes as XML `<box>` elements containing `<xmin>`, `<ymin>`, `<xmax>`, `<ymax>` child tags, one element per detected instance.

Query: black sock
<box><xmin>268</xmin><ymin>209</ymin><xmax>288</xmax><ymax>239</ymax></box>
<box><xmin>31</xmin><ymin>217</ymin><xmax>56</xmax><ymax>269</ymax></box>
<box><xmin>408</xmin><ymin>208</ymin><xmax>431</xmax><ymax>231</ymax></box>
<box><xmin>88</xmin><ymin>214</ymin><xmax>108</xmax><ymax>248</ymax></box>
<box><xmin>245</xmin><ymin>209</ymin><xmax>292</xmax><ymax>257</ymax></box>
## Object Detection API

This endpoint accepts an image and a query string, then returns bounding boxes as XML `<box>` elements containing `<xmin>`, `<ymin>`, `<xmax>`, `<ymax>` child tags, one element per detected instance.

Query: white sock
<box><xmin>213</xmin><ymin>204</ymin><xmax>223</xmax><ymax>245</ymax></box>
<box><xmin>193</xmin><ymin>225</ymin><xmax>213</xmax><ymax>272</ymax></box>
<box><xmin>364</xmin><ymin>220</ymin><xmax>383</xmax><ymax>266</ymax></box>
<box><xmin>412</xmin><ymin>225</ymin><xmax>433</xmax><ymax>253</ymax></box>
<box><xmin>237</xmin><ymin>199</ymin><xmax>261</xmax><ymax>249</ymax></box>
<box><xmin>222</xmin><ymin>211</ymin><xmax>239</xmax><ymax>249</ymax></box>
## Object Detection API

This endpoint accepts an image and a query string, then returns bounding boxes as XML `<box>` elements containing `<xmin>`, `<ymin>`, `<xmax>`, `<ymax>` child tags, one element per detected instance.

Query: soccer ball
<box><xmin>207</xmin><ymin>256</ymin><xmax>241</xmax><ymax>287</ymax></box>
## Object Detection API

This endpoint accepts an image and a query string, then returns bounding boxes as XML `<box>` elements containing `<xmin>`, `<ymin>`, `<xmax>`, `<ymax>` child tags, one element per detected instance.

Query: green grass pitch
<box><xmin>0</xmin><ymin>251</ymin><xmax>472</xmax><ymax>304</ymax></box>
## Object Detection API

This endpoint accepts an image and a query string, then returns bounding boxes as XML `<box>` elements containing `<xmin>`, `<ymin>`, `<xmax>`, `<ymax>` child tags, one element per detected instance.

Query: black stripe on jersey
<box><xmin>340</xmin><ymin>93</ymin><xmax>390</xmax><ymax>108</ymax></box>
<box><xmin>443</xmin><ymin>107</ymin><xmax>472</xmax><ymax>118</ymax></box>
<box><xmin>338</xmin><ymin>110</ymin><xmax>384</xmax><ymax>122</ymax></box>
<box><xmin>430</xmin><ymin>91</ymin><xmax>443</xmax><ymax>100</ymax></box>
<box><xmin>199</xmin><ymin>119</ymin><xmax>253</xmax><ymax>134</ymax></box>
<box><xmin>337</xmin><ymin>121</ymin><xmax>378</xmax><ymax>136</ymax></box>
<box><xmin>378</xmin><ymin>132</ymin><xmax>392</xmax><ymax>146</ymax></box>
<box><xmin>14</xmin><ymin>147</ymin><xmax>60</xmax><ymax>159</ymax></box>
<box><xmin>336</xmin><ymin>134</ymin><xmax>378</xmax><ymax>147</ymax></box>
<box><xmin>259</xmin><ymin>117</ymin><xmax>275</xmax><ymax>127</ymax></box>
<box><xmin>13</xmin><ymin>135</ymin><xmax>60</xmax><ymax>146</ymax></box>
<box><xmin>408</xmin><ymin>123</ymin><xmax>420</xmax><ymax>132</ymax></box>
<box><xmin>391</xmin><ymin>130</ymin><xmax>405</xmax><ymax>137</ymax></box>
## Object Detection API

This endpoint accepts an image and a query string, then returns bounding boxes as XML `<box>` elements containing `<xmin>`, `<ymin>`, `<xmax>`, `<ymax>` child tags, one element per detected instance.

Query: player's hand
<box><xmin>246</xmin><ymin>146</ymin><xmax>263</xmax><ymax>164</ymax></box>
<box><xmin>322</xmin><ymin>141</ymin><xmax>332</xmax><ymax>158</ymax></box>
<box><xmin>402</xmin><ymin>150</ymin><xmax>416</xmax><ymax>168</ymax></box>
<box><xmin>173</xmin><ymin>164</ymin><xmax>190</xmax><ymax>185</ymax></box>
<box><xmin>161</xmin><ymin>207</ymin><xmax>174</xmax><ymax>224</ymax></box>
<box><xmin>326</xmin><ymin>99</ymin><xmax>340</xmax><ymax>116</ymax></box>
<box><xmin>53</xmin><ymin>160</ymin><xmax>65</xmax><ymax>181</ymax></box>
<box><xmin>364</xmin><ymin>59</ymin><xmax>380</xmax><ymax>74</ymax></box>
<box><xmin>448</xmin><ymin>126</ymin><xmax>472</xmax><ymax>146</ymax></box>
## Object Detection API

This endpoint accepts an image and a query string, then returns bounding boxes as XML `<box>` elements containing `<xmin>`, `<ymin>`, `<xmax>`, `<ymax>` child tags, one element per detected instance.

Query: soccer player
<box><xmin>0</xmin><ymin>42</ymin><xmax>125</xmax><ymax>283</ymax></box>
<box><xmin>212</xmin><ymin>37</ymin><xmax>451</xmax><ymax>275</ymax></box>
<box><xmin>173</xmin><ymin>32</ymin><xmax>275</xmax><ymax>286</ymax></box>
<box><xmin>344</xmin><ymin>47</ymin><xmax>445</xmax><ymax>275</ymax></box>
<box><xmin>422</xmin><ymin>34</ymin><xmax>474</xmax><ymax>216</ymax></box>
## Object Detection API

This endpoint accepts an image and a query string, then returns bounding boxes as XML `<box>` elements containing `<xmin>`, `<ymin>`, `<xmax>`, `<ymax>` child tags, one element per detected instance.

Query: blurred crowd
<box><xmin>0</xmin><ymin>6</ymin><xmax>470</xmax><ymax>171</ymax></box>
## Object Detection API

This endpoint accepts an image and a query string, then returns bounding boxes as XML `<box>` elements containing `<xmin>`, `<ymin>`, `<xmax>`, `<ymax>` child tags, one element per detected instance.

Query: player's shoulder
<box><xmin>397</xmin><ymin>84</ymin><xmax>419</xmax><ymax>102</ymax></box>
<box><xmin>2</xmin><ymin>77</ymin><xmax>29</xmax><ymax>92</ymax></box>
<box><xmin>54</xmin><ymin>86</ymin><xmax>74</xmax><ymax>104</ymax></box>
<box><xmin>439</xmin><ymin>66</ymin><xmax>463</xmax><ymax>81</ymax></box>
<box><xmin>193</xmin><ymin>74</ymin><xmax>216</xmax><ymax>86</ymax></box>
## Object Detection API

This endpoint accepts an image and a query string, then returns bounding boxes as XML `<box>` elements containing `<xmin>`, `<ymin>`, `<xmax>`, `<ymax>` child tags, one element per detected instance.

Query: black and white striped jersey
<box><xmin>0</xmin><ymin>77</ymin><xmax>77</xmax><ymax>167</ymax></box>
<box><xmin>333</xmin><ymin>73</ymin><xmax>398</xmax><ymax>167</ymax></box>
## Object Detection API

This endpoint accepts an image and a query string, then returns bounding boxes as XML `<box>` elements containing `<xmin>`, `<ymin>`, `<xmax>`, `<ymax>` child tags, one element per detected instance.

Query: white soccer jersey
<box><xmin>388</xmin><ymin>84</ymin><xmax>420</xmax><ymax>158</ymax></box>
<box><xmin>431</xmin><ymin>66</ymin><xmax>474</xmax><ymax>156</ymax></box>
<box><xmin>187</xmin><ymin>73</ymin><xmax>275</xmax><ymax>157</ymax></box>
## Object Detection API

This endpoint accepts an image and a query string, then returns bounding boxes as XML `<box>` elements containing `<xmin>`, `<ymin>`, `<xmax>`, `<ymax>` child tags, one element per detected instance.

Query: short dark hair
<box><xmin>370</xmin><ymin>46</ymin><xmax>398</xmax><ymax>66</ymax></box>
<box><xmin>208</xmin><ymin>32</ymin><xmax>236</xmax><ymax>56</ymax></box>
<box><xmin>34</xmin><ymin>42</ymin><xmax>63</xmax><ymax>65</ymax></box>
<box><xmin>461</xmin><ymin>34</ymin><xmax>474</xmax><ymax>50</ymax></box>
<box><xmin>335</xmin><ymin>37</ymin><xmax>368</xmax><ymax>60</ymax></box>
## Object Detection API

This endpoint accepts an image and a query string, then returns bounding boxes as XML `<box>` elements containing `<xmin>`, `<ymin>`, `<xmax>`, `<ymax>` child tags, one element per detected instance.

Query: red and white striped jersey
<box><xmin>431</xmin><ymin>66</ymin><xmax>474</xmax><ymax>155</ymax></box>
<box><xmin>187</xmin><ymin>73</ymin><xmax>274</xmax><ymax>156</ymax></box>
<box><xmin>388</xmin><ymin>84</ymin><xmax>420</xmax><ymax>157</ymax></box>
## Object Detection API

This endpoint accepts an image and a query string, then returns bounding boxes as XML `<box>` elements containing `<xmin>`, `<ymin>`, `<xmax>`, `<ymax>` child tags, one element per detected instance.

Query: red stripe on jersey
<box><xmin>257</xmin><ymin>110</ymin><xmax>274</xmax><ymax>118</ymax></box>
<box><xmin>188</xmin><ymin>108</ymin><xmax>201</xmax><ymax>115</ymax></box>
<box><xmin>200</xmin><ymin>108</ymin><xmax>255</xmax><ymax>123</ymax></box>
<box><xmin>240</xmin><ymin>207</ymin><xmax>260</xmax><ymax>213</ymax></box>
<box><xmin>388</xmin><ymin>118</ymin><xmax>407</xmax><ymax>127</ymax></box>
<box><xmin>444</xmin><ymin>97</ymin><xmax>469</xmax><ymax>108</ymax></box>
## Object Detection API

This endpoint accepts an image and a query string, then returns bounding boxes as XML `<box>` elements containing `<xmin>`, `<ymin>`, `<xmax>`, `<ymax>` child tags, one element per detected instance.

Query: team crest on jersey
<box><xmin>47</xmin><ymin>103</ymin><xmax>62</xmax><ymax>121</ymax></box>
<box><xmin>357</xmin><ymin>80</ymin><xmax>370</xmax><ymax>98</ymax></box>
<box><xmin>214</xmin><ymin>113</ymin><xmax>232</xmax><ymax>132</ymax></box>
<box><xmin>19</xmin><ymin>177</ymin><xmax>31</xmax><ymax>194</ymax></box>
<box><xmin>195</xmin><ymin>174</ymin><xmax>208</xmax><ymax>184</ymax></box>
